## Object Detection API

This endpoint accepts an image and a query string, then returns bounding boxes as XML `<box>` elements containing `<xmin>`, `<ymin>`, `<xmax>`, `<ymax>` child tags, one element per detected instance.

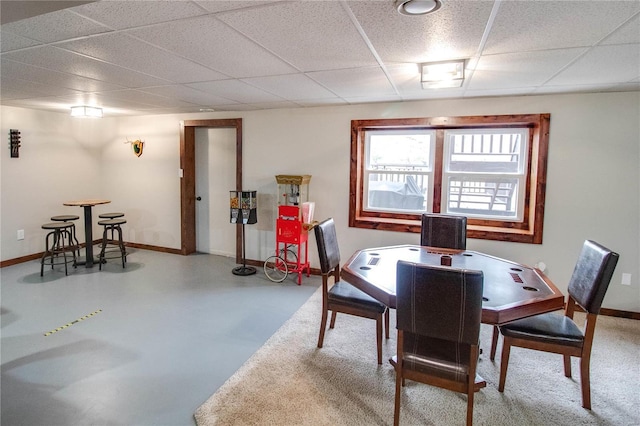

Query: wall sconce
<box><xmin>420</xmin><ymin>60</ymin><xmax>465</xmax><ymax>89</ymax></box>
<box><xmin>70</xmin><ymin>105</ymin><xmax>103</xmax><ymax>118</ymax></box>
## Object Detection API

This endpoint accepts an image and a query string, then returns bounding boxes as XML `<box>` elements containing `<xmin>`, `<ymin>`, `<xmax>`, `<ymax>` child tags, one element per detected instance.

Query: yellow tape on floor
<box><xmin>44</xmin><ymin>309</ymin><xmax>102</xmax><ymax>336</ymax></box>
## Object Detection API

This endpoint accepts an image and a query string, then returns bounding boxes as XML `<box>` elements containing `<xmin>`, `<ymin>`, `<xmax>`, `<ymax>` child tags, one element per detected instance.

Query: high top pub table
<box><xmin>63</xmin><ymin>199</ymin><xmax>111</xmax><ymax>268</ymax></box>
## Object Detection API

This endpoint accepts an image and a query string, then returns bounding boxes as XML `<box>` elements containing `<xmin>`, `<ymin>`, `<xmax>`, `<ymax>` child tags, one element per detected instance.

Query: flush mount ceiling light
<box><xmin>395</xmin><ymin>0</ymin><xmax>443</xmax><ymax>16</ymax></box>
<box><xmin>70</xmin><ymin>105</ymin><xmax>103</xmax><ymax>118</ymax></box>
<box><xmin>420</xmin><ymin>60</ymin><xmax>465</xmax><ymax>89</ymax></box>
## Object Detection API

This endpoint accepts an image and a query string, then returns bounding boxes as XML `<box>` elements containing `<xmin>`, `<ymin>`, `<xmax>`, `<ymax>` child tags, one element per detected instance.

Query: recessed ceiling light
<box><xmin>395</xmin><ymin>0</ymin><xmax>443</xmax><ymax>16</ymax></box>
<box><xmin>199</xmin><ymin>108</ymin><xmax>215</xmax><ymax>112</ymax></box>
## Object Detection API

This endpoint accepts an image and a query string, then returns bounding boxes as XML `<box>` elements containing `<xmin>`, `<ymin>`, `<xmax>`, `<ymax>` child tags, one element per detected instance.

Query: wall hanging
<box><xmin>124</xmin><ymin>138</ymin><xmax>145</xmax><ymax>157</ymax></box>
<box><xmin>9</xmin><ymin>129</ymin><xmax>21</xmax><ymax>158</ymax></box>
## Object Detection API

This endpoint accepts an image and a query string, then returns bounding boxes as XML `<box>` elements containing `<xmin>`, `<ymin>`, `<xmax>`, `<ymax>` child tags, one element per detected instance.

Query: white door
<box><xmin>195</xmin><ymin>128</ymin><xmax>236</xmax><ymax>256</ymax></box>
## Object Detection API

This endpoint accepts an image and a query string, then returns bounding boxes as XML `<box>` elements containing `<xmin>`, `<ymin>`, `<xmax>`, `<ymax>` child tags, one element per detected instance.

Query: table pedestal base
<box><xmin>232</xmin><ymin>265</ymin><xmax>256</xmax><ymax>276</ymax></box>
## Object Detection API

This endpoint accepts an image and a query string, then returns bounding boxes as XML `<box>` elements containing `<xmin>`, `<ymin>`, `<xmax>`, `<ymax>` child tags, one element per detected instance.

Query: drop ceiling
<box><xmin>1</xmin><ymin>0</ymin><xmax>639</xmax><ymax>117</ymax></box>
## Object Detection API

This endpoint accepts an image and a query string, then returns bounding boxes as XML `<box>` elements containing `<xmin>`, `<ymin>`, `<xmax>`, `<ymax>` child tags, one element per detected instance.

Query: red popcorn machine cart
<box><xmin>263</xmin><ymin>175</ymin><xmax>316</xmax><ymax>284</ymax></box>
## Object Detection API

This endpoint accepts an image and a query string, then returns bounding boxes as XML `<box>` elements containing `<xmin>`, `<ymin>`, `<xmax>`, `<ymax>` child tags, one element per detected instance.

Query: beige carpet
<box><xmin>195</xmin><ymin>288</ymin><xmax>640</xmax><ymax>425</ymax></box>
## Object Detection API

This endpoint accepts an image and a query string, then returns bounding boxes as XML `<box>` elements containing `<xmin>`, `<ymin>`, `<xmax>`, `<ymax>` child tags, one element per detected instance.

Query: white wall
<box><xmin>1</xmin><ymin>91</ymin><xmax>638</xmax><ymax>312</ymax></box>
<box><xmin>0</xmin><ymin>107</ymin><xmax>102</xmax><ymax>259</ymax></box>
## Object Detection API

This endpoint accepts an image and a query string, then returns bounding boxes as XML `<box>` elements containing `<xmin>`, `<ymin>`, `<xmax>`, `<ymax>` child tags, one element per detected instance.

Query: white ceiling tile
<box><xmin>60</xmin><ymin>92</ymin><xmax>163</xmax><ymax>111</ymax></box>
<box><xmin>96</xmin><ymin>89</ymin><xmax>198</xmax><ymax>108</ymax></box>
<box><xmin>57</xmin><ymin>32</ymin><xmax>227</xmax><ymax>83</ymax></box>
<box><xmin>386</xmin><ymin>63</ymin><xmax>422</xmax><ymax>94</ymax></box>
<box><xmin>308</xmin><ymin>67</ymin><xmax>397</xmax><ymax>98</ymax></box>
<box><xmin>547</xmin><ymin>44</ymin><xmax>640</xmax><ymax>86</ymax></box>
<box><xmin>349</xmin><ymin>0</ymin><xmax>494</xmax><ymax>63</ymax></box>
<box><xmin>195</xmin><ymin>1</ymin><xmax>280</xmax><ymax>14</ymax></box>
<box><xmin>601</xmin><ymin>13</ymin><xmax>640</xmax><ymax>45</ymax></box>
<box><xmin>139</xmin><ymin>85</ymin><xmax>237</xmax><ymax>107</ymax></box>
<box><xmin>484</xmin><ymin>1</ymin><xmax>640</xmax><ymax>55</ymax></box>
<box><xmin>214</xmin><ymin>103</ymin><xmax>261</xmax><ymax>112</ymax></box>
<box><xmin>72</xmin><ymin>0</ymin><xmax>208</xmax><ymax>30</ymax></box>
<box><xmin>243</xmin><ymin>100</ymin><xmax>302</xmax><ymax>110</ymax></box>
<box><xmin>127</xmin><ymin>15</ymin><xmax>296</xmax><ymax>78</ymax></box>
<box><xmin>463</xmin><ymin>87</ymin><xmax>536</xmax><ymax>98</ymax></box>
<box><xmin>468</xmin><ymin>48</ymin><xmax>588</xmax><ymax>90</ymax></box>
<box><xmin>0</xmin><ymin>76</ymin><xmax>79</xmax><ymax>99</ymax></box>
<box><xmin>1</xmin><ymin>97</ymin><xmax>80</xmax><ymax>114</ymax></box>
<box><xmin>218</xmin><ymin>1</ymin><xmax>378</xmax><ymax>71</ymax></box>
<box><xmin>2</xmin><ymin>9</ymin><xmax>111</xmax><ymax>43</ymax></box>
<box><xmin>1</xmin><ymin>58</ymin><xmax>125</xmax><ymax>92</ymax></box>
<box><xmin>241</xmin><ymin>74</ymin><xmax>337</xmax><ymax>100</ymax></box>
<box><xmin>343</xmin><ymin>94</ymin><xmax>403</xmax><ymax>104</ymax></box>
<box><xmin>186</xmin><ymin>79</ymin><xmax>284</xmax><ymax>103</ymax></box>
<box><xmin>3</xmin><ymin>46</ymin><xmax>169</xmax><ymax>88</ymax></box>
<box><xmin>295</xmin><ymin>98</ymin><xmax>349</xmax><ymax>107</ymax></box>
<box><xmin>0</xmin><ymin>30</ymin><xmax>42</xmax><ymax>52</ymax></box>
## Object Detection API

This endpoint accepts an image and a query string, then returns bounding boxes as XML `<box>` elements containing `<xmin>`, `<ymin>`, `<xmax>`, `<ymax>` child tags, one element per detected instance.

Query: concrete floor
<box><xmin>0</xmin><ymin>249</ymin><xmax>320</xmax><ymax>425</ymax></box>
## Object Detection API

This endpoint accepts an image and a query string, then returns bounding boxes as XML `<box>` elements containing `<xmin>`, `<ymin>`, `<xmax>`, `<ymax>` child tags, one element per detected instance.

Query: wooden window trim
<box><xmin>349</xmin><ymin>114</ymin><xmax>550</xmax><ymax>244</ymax></box>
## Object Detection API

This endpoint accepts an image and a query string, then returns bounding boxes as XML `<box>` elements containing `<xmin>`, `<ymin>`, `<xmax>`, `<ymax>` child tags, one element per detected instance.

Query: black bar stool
<box><xmin>40</xmin><ymin>222</ymin><xmax>77</xmax><ymax>276</ymax></box>
<box><xmin>98</xmin><ymin>212</ymin><xmax>124</xmax><ymax>219</ymax></box>
<box><xmin>98</xmin><ymin>218</ymin><xmax>127</xmax><ymax>270</ymax></box>
<box><xmin>51</xmin><ymin>214</ymin><xmax>81</xmax><ymax>257</ymax></box>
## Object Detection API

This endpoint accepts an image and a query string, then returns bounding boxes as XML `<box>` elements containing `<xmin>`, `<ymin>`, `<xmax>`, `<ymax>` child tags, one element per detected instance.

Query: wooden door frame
<box><xmin>180</xmin><ymin>118</ymin><xmax>243</xmax><ymax>261</ymax></box>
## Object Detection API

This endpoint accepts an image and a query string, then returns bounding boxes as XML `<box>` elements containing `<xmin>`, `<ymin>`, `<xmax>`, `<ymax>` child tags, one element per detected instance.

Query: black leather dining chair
<box><xmin>314</xmin><ymin>218</ymin><xmax>389</xmax><ymax>364</ymax></box>
<box><xmin>393</xmin><ymin>261</ymin><xmax>485</xmax><ymax>426</ymax></box>
<box><xmin>497</xmin><ymin>240</ymin><xmax>619</xmax><ymax>409</ymax></box>
<box><xmin>420</xmin><ymin>213</ymin><xmax>467</xmax><ymax>249</ymax></box>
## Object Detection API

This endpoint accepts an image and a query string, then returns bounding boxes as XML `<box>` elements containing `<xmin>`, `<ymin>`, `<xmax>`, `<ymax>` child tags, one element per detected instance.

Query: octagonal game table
<box><xmin>341</xmin><ymin>245</ymin><xmax>565</xmax><ymax>357</ymax></box>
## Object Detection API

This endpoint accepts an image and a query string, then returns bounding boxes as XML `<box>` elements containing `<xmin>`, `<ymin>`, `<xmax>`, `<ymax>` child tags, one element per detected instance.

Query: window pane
<box><xmin>368</xmin><ymin>133</ymin><xmax>431</xmax><ymax>172</ymax></box>
<box><xmin>447</xmin><ymin>131</ymin><xmax>526</xmax><ymax>173</ymax></box>
<box><xmin>367</xmin><ymin>174</ymin><xmax>428</xmax><ymax>211</ymax></box>
<box><xmin>446</xmin><ymin>177</ymin><xmax>519</xmax><ymax>218</ymax></box>
<box><xmin>365</xmin><ymin>131</ymin><xmax>433</xmax><ymax>212</ymax></box>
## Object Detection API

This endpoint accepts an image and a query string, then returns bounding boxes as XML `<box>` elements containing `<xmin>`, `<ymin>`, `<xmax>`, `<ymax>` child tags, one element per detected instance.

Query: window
<box><xmin>349</xmin><ymin>114</ymin><xmax>550</xmax><ymax>243</ymax></box>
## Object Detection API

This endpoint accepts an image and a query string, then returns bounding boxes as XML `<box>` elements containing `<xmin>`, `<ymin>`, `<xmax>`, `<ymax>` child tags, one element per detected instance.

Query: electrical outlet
<box><xmin>17</xmin><ymin>229</ymin><xmax>24</xmax><ymax>240</ymax></box>
<box><xmin>621</xmin><ymin>273</ymin><xmax>631</xmax><ymax>286</ymax></box>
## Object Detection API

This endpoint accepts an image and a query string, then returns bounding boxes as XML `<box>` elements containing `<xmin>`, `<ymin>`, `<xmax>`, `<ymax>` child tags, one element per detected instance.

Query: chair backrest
<box><xmin>314</xmin><ymin>218</ymin><xmax>341</xmax><ymax>274</ymax></box>
<box><xmin>567</xmin><ymin>240</ymin><xmax>619</xmax><ymax>314</ymax></box>
<box><xmin>420</xmin><ymin>214</ymin><xmax>467</xmax><ymax>249</ymax></box>
<box><xmin>396</xmin><ymin>261</ymin><xmax>483</xmax><ymax>345</ymax></box>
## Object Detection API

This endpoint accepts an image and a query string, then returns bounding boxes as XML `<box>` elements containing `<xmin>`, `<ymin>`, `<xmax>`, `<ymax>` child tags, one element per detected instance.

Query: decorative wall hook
<box><xmin>124</xmin><ymin>138</ymin><xmax>144</xmax><ymax>157</ymax></box>
<box><xmin>9</xmin><ymin>129</ymin><xmax>21</xmax><ymax>158</ymax></box>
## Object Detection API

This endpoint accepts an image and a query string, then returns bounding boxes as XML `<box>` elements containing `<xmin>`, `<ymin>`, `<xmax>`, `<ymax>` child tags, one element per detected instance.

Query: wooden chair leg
<box><xmin>490</xmin><ymin>326</ymin><xmax>499</xmax><ymax>361</ymax></box>
<box><xmin>580</xmin><ymin>356</ymin><xmax>592</xmax><ymax>409</ymax></box>
<box><xmin>317</xmin><ymin>307</ymin><xmax>328</xmax><ymax>348</ymax></box>
<box><xmin>329</xmin><ymin>311</ymin><xmax>337</xmax><ymax>329</ymax></box>
<box><xmin>466</xmin><ymin>389</ymin><xmax>474</xmax><ymax>426</ymax></box>
<box><xmin>385</xmin><ymin>309</ymin><xmax>390</xmax><ymax>339</ymax></box>
<box><xmin>376</xmin><ymin>315</ymin><xmax>382</xmax><ymax>365</ymax></box>
<box><xmin>498</xmin><ymin>337</ymin><xmax>511</xmax><ymax>392</ymax></box>
<box><xmin>394</xmin><ymin>367</ymin><xmax>402</xmax><ymax>426</ymax></box>
<box><xmin>563</xmin><ymin>354</ymin><xmax>572</xmax><ymax>377</ymax></box>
